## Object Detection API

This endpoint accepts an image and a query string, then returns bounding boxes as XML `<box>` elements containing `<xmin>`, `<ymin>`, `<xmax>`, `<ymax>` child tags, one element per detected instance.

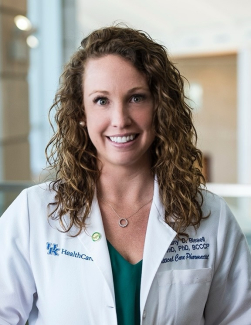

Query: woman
<box><xmin>0</xmin><ymin>26</ymin><xmax>250</xmax><ymax>325</ymax></box>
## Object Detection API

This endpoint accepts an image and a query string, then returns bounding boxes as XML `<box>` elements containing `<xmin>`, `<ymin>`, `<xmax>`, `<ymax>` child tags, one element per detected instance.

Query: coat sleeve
<box><xmin>0</xmin><ymin>190</ymin><xmax>36</xmax><ymax>325</ymax></box>
<box><xmin>204</xmin><ymin>198</ymin><xmax>251</xmax><ymax>325</ymax></box>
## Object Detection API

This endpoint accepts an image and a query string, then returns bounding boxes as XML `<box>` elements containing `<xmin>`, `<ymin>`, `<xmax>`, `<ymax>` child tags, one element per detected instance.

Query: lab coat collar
<box><xmin>140</xmin><ymin>179</ymin><xmax>177</xmax><ymax>314</ymax></box>
<box><xmin>76</xmin><ymin>192</ymin><xmax>115</xmax><ymax>303</ymax></box>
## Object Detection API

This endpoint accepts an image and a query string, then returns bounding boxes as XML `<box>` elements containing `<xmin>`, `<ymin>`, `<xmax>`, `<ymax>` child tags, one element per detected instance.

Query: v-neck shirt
<box><xmin>107</xmin><ymin>240</ymin><xmax>142</xmax><ymax>325</ymax></box>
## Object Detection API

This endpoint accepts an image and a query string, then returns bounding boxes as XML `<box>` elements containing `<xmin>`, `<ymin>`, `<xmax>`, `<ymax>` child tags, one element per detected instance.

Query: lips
<box><xmin>108</xmin><ymin>134</ymin><xmax>138</xmax><ymax>143</ymax></box>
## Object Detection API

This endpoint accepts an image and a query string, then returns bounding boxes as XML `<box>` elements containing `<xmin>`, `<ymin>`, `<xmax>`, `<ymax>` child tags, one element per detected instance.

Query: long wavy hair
<box><xmin>46</xmin><ymin>25</ymin><xmax>206</xmax><ymax>237</ymax></box>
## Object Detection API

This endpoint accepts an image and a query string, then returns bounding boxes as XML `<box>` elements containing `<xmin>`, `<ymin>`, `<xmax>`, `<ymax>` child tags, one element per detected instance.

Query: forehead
<box><xmin>83</xmin><ymin>54</ymin><xmax>148</xmax><ymax>91</ymax></box>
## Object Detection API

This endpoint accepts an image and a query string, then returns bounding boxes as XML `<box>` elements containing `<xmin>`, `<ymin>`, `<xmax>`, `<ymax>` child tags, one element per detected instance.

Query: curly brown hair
<box><xmin>46</xmin><ymin>25</ymin><xmax>206</xmax><ymax>236</ymax></box>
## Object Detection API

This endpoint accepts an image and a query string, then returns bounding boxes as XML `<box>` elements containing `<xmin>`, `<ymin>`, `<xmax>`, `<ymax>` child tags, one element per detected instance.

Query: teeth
<box><xmin>109</xmin><ymin>135</ymin><xmax>136</xmax><ymax>143</ymax></box>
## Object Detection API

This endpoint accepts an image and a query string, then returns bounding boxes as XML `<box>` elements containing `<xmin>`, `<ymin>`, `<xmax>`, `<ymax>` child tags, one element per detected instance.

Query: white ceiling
<box><xmin>76</xmin><ymin>0</ymin><xmax>251</xmax><ymax>56</ymax></box>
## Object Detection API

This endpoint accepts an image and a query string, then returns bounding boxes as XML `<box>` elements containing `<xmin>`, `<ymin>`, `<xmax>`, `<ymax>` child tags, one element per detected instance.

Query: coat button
<box><xmin>143</xmin><ymin>310</ymin><xmax>146</xmax><ymax>319</ymax></box>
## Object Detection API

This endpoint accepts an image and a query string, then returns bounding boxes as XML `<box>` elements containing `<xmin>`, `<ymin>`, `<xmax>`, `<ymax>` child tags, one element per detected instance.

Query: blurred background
<box><xmin>0</xmin><ymin>0</ymin><xmax>251</xmax><ymax>247</ymax></box>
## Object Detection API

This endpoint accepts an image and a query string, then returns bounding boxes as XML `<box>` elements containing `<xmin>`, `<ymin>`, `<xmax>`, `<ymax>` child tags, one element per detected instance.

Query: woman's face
<box><xmin>83</xmin><ymin>54</ymin><xmax>155</xmax><ymax>170</ymax></box>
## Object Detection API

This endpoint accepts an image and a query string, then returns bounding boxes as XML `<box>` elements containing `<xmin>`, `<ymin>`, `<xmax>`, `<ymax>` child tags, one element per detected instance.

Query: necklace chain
<box><xmin>99</xmin><ymin>197</ymin><xmax>153</xmax><ymax>228</ymax></box>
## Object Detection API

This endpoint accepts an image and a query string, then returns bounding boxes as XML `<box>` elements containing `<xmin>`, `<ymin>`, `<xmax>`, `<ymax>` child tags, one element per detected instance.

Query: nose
<box><xmin>111</xmin><ymin>102</ymin><xmax>131</xmax><ymax>128</ymax></box>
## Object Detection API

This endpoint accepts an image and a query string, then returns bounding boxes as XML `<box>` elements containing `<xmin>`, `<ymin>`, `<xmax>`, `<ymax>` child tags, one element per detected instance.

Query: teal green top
<box><xmin>107</xmin><ymin>241</ymin><xmax>142</xmax><ymax>325</ymax></box>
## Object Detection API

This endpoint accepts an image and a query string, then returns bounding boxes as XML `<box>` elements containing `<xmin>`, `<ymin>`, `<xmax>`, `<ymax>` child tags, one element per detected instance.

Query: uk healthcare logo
<box><xmin>46</xmin><ymin>242</ymin><xmax>60</xmax><ymax>256</ymax></box>
<box><xmin>46</xmin><ymin>242</ymin><xmax>93</xmax><ymax>261</ymax></box>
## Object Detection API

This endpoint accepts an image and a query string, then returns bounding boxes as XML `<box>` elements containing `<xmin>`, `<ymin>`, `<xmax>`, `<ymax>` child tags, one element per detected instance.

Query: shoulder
<box><xmin>0</xmin><ymin>182</ymin><xmax>58</xmax><ymax>222</ymax></box>
<box><xmin>0</xmin><ymin>182</ymin><xmax>65</xmax><ymax>242</ymax></box>
<box><xmin>200</xmin><ymin>189</ymin><xmax>235</xmax><ymax>224</ymax></box>
<box><xmin>199</xmin><ymin>189</ymin><xmax>245</xmax><ymax>245</ymax></box>
<box><xmin>25</xmin><ymin>182</ymin><xmax>57</xmax><ymax>203</ymax></box>
<box><xmin>200</xmin><ymin>189</ymin><xmax>224</xmax><ymax>212</ymax></box>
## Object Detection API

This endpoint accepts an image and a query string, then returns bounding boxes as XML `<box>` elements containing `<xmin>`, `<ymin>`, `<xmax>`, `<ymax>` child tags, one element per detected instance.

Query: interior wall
<box><xmin>174</xmin><ymin>54</ymin><xmax>237</xmax><ymax>183</ymax></box>
<box><xmin>0</xmin><ymin>0</ymin><xmax>30</xmax><ymax>180</ymax></box>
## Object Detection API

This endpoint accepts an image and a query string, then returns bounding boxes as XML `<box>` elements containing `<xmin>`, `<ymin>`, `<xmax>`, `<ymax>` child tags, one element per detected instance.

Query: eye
<box><xmin>93</xmin><ymin>97</ymin><xmax>108</xmax><ymax>105</ymax></box>
<box><xmin>131</xmin><ymin>94</ymin><xmax>145</xmax><ymax>103</ymax></box>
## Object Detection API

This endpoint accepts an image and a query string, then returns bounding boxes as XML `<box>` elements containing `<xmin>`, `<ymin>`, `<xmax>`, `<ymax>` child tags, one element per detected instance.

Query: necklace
<box><xmin>100</xmin><ymin>197</ymin><xmax>153</xmax><ymax>228</ymax></box>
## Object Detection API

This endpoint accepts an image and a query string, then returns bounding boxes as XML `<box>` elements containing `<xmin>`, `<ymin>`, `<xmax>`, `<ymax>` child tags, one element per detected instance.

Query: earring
<box><xmin>79</xmin><ymin>121</ymin><xmax>86</xmax><ymax>127</ymax></box>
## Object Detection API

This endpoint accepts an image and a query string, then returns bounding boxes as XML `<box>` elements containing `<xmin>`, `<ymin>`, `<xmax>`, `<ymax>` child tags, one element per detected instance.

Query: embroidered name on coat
<box><xmin>161</xmin><ymin>236</ymin><xmax>210</xmax><ymax>263</ymax></box>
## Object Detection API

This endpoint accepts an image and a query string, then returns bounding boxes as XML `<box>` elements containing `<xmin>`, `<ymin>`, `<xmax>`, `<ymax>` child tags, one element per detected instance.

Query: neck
<box><xmin>97</xmin><ymin>165</ymin><xmax>154</xmax><ymax>204</ymax></box>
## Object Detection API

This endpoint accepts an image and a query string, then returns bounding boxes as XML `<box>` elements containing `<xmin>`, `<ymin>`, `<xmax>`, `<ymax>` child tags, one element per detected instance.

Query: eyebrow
<box><xmin>88</xmin><ymin>90</ymin><xmax>109</xmax><ymax>97</ymax></box>
<box><xmin>88</xmin><ymin>87</ymin><xmax>150</xmax><ymax>97</ymax></box>
<box><xmin>127</xmin><ymin>87</ymin><xmax>150</xmax><ymax>94</ymax></box>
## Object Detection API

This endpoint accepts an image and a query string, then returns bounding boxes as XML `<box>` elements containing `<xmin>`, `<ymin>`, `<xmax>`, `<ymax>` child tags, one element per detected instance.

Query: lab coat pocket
<box><xmin>157</xmin><ymin>268</ymin><xmax>212</xmax><ymax>325</ymax></box>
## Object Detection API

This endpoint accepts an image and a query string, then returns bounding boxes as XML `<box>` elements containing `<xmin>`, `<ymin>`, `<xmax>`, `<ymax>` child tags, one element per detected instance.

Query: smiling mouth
<box><xmin>108</xmin><ymin>134</ymin><xmax>138</xmax><ymax>143</ymax></box>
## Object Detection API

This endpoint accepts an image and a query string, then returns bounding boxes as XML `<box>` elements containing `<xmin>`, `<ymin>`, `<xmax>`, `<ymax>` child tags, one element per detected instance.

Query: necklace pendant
<box><xmin>119</xmin><ymin>218</ymin><xmax>128</xmax><ymax>228</ymax></box>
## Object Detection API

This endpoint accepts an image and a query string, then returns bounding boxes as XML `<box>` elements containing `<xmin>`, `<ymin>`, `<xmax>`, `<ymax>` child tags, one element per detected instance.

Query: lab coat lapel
<box><xmin>77</xmin><ymin>194</ymin><xmax>115</xmax><ymax>301</ymax></box>
<box><xmin>140</xmin><ymin>180</ymin><xmax>177</xmax><ymax>313</ymax></box>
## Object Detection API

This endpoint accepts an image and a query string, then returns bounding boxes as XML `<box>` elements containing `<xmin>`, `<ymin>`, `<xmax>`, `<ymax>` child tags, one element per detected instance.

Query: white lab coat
<box><xmin>0</xmin><ymin>181</ymin><xmax>251</xmax><ymax>325</ymax></box>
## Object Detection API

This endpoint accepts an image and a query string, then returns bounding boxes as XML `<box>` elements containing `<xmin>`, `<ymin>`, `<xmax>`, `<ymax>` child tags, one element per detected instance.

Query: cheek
<box><xmin>136</xmin><ymin>111</ymin><xmax>154</xmax><ymax>129</ymax></box>
<box><xmin>86</xmin><ymin>116</ymin><xmax>107</xmax><ymax>142</ymax></box>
